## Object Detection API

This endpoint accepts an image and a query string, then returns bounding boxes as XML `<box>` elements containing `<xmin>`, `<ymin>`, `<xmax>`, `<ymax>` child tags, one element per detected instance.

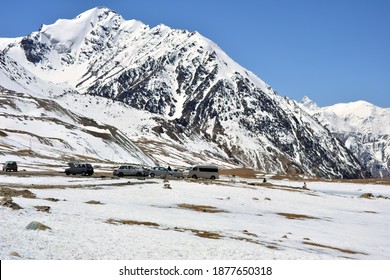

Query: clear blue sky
<box><xmin>1</xmin><ymin>0</ymin><xmax>389</xmax><ymax>107</ymax></box>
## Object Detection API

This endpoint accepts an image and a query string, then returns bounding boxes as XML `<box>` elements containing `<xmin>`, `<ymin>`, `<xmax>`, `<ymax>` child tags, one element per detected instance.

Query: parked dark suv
<box><xmin>65</xmin><ymin>162</ymin><xmax>94</xmax><ymax>176</ymax></box>
<box><xmin>3</xmin><ymin>161</ymin><xmax>18</xmax><ymax>172</ymax></box>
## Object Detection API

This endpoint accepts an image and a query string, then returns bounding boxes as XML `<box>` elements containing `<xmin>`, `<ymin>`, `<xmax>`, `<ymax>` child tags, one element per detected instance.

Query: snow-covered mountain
<box><xmin>0</xmin><ymin>7</ymin><xmax>367</xmax><ymax>178</ymax></box>
<box><xmin>300</xmin><ymin>97</ymin><xmax>390</xmax><ymax>178</ymax></box>
<box><xmin>0</xmin><ymin>86</ymin><xmax>154</xmax><ymax>167</ymax></box>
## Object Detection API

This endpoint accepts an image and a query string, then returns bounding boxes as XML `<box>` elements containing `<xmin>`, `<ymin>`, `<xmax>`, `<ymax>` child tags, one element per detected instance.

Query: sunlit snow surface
<box><xmin>1</xmin><ymin>174</ymin><xmax>389</xmax><ymax>260</ymax></box>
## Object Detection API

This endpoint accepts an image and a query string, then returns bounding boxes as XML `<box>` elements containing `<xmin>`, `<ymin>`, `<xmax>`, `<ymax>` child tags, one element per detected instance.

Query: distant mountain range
<box><xmin>0</xmin><ymin>7</ymin><xmax>387</xmax><ymax>178</ymax></box>
<box><xmin>300</xmin><ymin>97</ymin><xmax>390</xmax><ymax>178</ymax></box>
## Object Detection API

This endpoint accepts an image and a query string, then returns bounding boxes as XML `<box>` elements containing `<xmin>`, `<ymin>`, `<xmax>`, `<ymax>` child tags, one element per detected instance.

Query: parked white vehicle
<box><xmin>149</xmin><ymin>167</ymin><xmax>173</xmax><ymax>177</ymax></box>
<box><xmin>171</xmin><ymin>169</ymin><xmax>184</xmax><ymax>178</ymax></box>
<box><xmin>186</xmin><ymin>165</ymin><xmax>219</xmax><ymax>179</ymax></box>
<box><xmin>113</xmin><ymin>165</ymin><xmax>149</xmax><ymax>177</ymax></box>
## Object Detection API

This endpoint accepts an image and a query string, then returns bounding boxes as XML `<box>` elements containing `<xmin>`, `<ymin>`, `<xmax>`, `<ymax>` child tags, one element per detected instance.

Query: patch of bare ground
<box><xmin>241</xmin><ymin>230</ymin><xmax>258</xmax><ymax>237</ymax></box>
<box><xmin>16</xmin><ymin>149</ymin><xmax>34</xmax><ymax>154</ymax></box>
<box><xmin>85</xmin><ymin>200</ymin><xmax>105</xmax><ymax>205</ymax></box>
<box><xmin>0</xmin><ymin>143</ymin><xmax>14</xmax><ymax>149</ymax></box>
<box><xmin>106</xmin><ymin>219</ymin><xmax>160</xmax><ymax>227</ymax></box>
<box><xmin>105</xmin><ymin>217</ymin><xmax>279</xmax><ymax>249</ymax></box>
<box><xmin>0</xmin><ymin>130</ymin><xmax>8</xmax><ymax>137</ymax></box>
<box><xmin>220</xmin><ymin>168</ymin><xmax>258</xmax><ymax>178</ymax></box>
<box><xmin>363</xmin><ymin>211</ymin><xmax>378</xmax><ymax>214</ymax></box>
<box><xmin>172</xmin><ymin>227</ymin><xmax>223</xmax><ymax>239</ymax></box>
<box><xmin>245</xmin><ymin>181</ymin><xmax>274</xmax><ymax>187</ymax></box>
<box><xmin>341</xmin><ymin>177</ymin><xmax>390</xmax><ymax>186</ymax></box>
<box><xmin>359</xmin><ymin>193</ymin><xmax>374</xmax><ymax>199</ymax></box>
<box><xmin>43</xmin><ymin>197</ymin><xmax>62</xmax><ymax>202</ymax></box>
<box><xmin>266</xmin><ymin>173</ymin><xmax>390</xmax><ymax>186</ymax></box>
<box><xmin>0</xmin><ymin>183</ymin><xmax>83</xmax><ymax>190</ymax></box>
<box><xmin>315</xmin><ymin>177</ymin><xmax>390</xmax><ymax>186</ymax></box>
<box><xmin>174</xmin><ymin>227</ymin><xmax>277</xmax><ymax>248</ymax></box>
<box><xmin>268</xmin><ymin>174</ymin><xmax>309</xmax><ymax>181</ymax></box>
<box><xmin>359</xmin><ymin>193</ymin><xmax>389</xmax><ymax>199</ymax></box>
<box><xmin>231</xmin><ymin>236</ymin><xmax>279</xmax><ymax>250</ymax></box>
<box><xmin>34</xmin><ymin>205</ymin><xmax>50</xmax><ymax>212</ymax></box>
<box><xmin>9</xmin><ymin>251</ymin><xmax>21</xmax><ymax>258</ymax></box>
<box><xmin>0</xmin><ymin>187</ymin><xmax>36</xmax><ymax>198</ymax></box>
<box><xmin>277</xmin><ymin>213</ymin><xmax>320</xmax><ymax>220</ymax></box>
<box><xmin>177</xmin><ymin>203</ymin><xmax>227</xmax><ymax>213</ymax></box>
<box><xmin>174</xmin><ymin>226</ymin><xmax>279</xmax><ymax>248</ymax></box>
<box><xmin>244</xmin><ymin>181</ymin><xmax>312</xmax><ymax>194</ymax></box>
<box><xmin>0</xmin><ymin>179</ymin><xmax>156</xmax><ymax>190</ymax></box>
<box><xmin>303</xmin><ymin>241</ymin><xmax>368</xmax><ymax>255</ymax></box>
<box><xmin>0</xmin><ymin>197</ymin><xmax>23</xmax><ymax>210</ymax></box>
<box><xmin>105</xmin><ymin>218</ymin><xmax>222</xmax><ymax>239</ymax></box>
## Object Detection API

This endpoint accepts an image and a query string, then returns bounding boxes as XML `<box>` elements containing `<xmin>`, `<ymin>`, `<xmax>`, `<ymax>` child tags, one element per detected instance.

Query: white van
<box><xmin>186</xmin><ymin>165</ymin><xmax>219</xmax><ymax>179</ymax></box>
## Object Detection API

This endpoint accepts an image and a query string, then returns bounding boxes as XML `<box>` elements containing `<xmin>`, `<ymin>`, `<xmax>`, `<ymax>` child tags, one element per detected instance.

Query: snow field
<box><xmin>1</xmin><ymin>175</ymin><xmax>389</xmax><ymax>259</ymax></box>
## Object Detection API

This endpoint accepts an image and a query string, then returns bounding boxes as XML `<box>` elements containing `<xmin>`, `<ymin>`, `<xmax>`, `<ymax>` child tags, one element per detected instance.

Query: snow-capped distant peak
<box><xmin>300</xmin><ymin>96</ymin><xmax>319</xmax><ymax>111</ymax></box>
<box><xmin>299</xmin><ymin>97</ymin><xmax>390</xmax><ymax>177</ymax></box>
<box><xmin>325</xmin><ymin>100</ymin><xmax>377</xmax><ymax>117</ymax></box>
<box><xmin>323</xmin><ymin>100</ymin><xmax>390</xmax><ymax>135</ymax></box>
<box><xmin>74</xmin><ymin>6</ymin><xmax>121</xmax><ymax>21</ymax></box>
<box><xmin>39</xmin><ymin>7</ymin><xmax>124</xmax><ymax>48</ymax></box>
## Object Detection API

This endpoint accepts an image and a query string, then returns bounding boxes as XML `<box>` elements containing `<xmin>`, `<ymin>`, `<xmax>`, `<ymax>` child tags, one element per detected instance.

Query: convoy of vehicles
<box><xmin>2</xmin><ymin>161</ymin><xmax>220</xmax><ymax>180</ymax></box>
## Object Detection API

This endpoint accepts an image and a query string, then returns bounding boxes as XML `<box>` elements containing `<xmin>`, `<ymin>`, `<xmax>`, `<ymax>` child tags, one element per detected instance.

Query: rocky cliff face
<box><xmin>0</xmin><ymin>7</ymin><xmax>367</xmax><ymax>178</ymax></box>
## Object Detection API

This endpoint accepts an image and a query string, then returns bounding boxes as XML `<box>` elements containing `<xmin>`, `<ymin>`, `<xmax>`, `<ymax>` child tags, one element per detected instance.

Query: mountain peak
<box><xmin>0</xmin><ymin>7</ymin><xmax>369</xmax><ymax>179</ymax></box>
<box><xmin>40</xmin><ymin>6</ymin><xmax>124</xmax><ymax>35</ymax></box>
<box><xmin>75</xmin><ymin>6</ymin><xmax>119</xmax><ymax>20</ymax></box>
<box><xmin>325</xmin><ymin>100</ymin><xmax>380</xmax><ymax>117</ymax></box>
<box><xmin>300</xmin><ymin>96</ymin><xmax>319</xmax><ymax>111</ymax></box>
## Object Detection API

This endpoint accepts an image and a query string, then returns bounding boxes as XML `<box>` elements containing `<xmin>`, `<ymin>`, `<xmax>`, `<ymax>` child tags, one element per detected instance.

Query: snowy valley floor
<box><xmin>0</xmin><ymin>173</ymin><xmax>389</xmax><ymax>260</ymax></box>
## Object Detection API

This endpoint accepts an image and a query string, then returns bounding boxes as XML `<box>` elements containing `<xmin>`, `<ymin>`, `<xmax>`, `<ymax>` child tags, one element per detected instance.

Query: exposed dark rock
<box><xmin>359</xmin><ymin>193</ymin><xmax>374</xmax><ymax>199</ymax></box>
<box><xmin>0</xmin><ymin>196</ymin><xmax>23</xmax><ymax>210</ymax></box>
<box><xmin>20</xmin><ymin>37</ymin><xmax>49</xmax><ymax>64</ymax></box>
<box><xmin>34</xmin><ymin>205</ymin><xmax>51</xmax><ymax>212</ymax></box>
<box><xmin>26</xmin><ymin>221</ymin><xmax>51</xmax><ymax>231</ymax></box>
<box><xmin>9</xmin><ymin>251</ymin><xmax>21</xmax><ymax>258</ymax></box>
<box><xmin>85</xmin><ymin>200</ymin><xmax>105</xmax><ymax>205</ymax></box>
